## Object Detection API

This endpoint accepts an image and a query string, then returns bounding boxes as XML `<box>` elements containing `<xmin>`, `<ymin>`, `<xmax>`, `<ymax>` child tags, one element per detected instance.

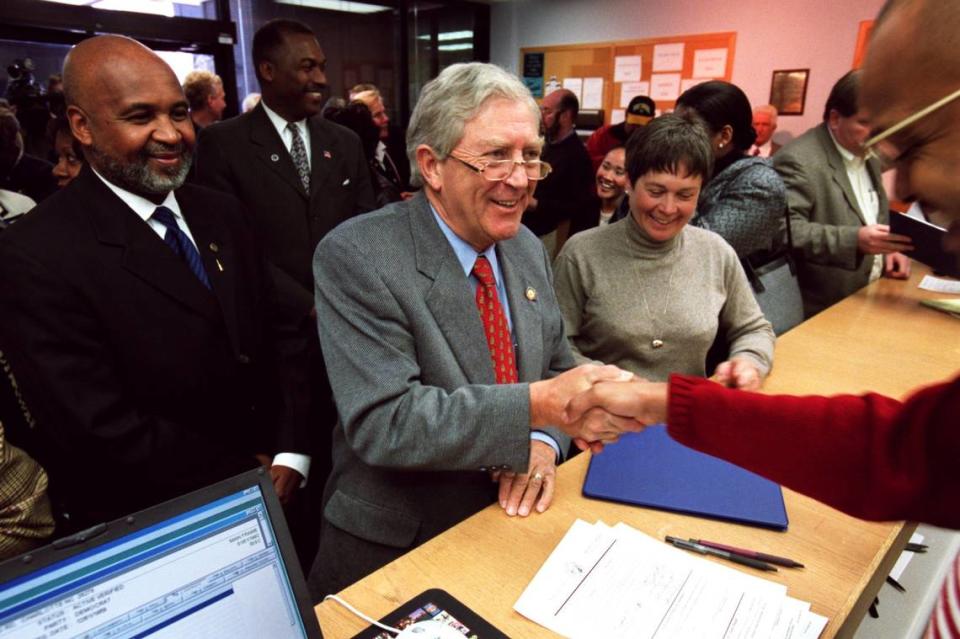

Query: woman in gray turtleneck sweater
<box><xmin>553</xmin><ymin>113</ymin><xmax>775</xmax><ymax>389</ymax></box>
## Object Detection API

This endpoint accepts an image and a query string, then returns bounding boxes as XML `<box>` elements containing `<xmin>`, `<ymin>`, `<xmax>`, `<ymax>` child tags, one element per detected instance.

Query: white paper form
<box><xmin>582</xmin><ymin>78</ymin><xmax>604</xmax><ymax>110</ymax></box>
<box><xmin>693</xmin><ymin>48</ymin><xmax>728</xmax><ymax>78</ymax></box>
<box><xmin>611</xmin><ymin>109</ymin><xmax>626</xmax><ymax>124</ymax></box>
<box><xmin>515</xmin><ymin>521</ymin><xmax>822</xmax><ymax>639</ymax></box>
<box><xmin>620</xmin><ymin>81</ymin><xmax>651</xmax><ymax>108</ymax></box>
<box><xmin>650</xmin><ymin>73</ymin><xmax>682</xmax><ymax>101</ymax></box>
<box><xmin>919</xmin><ymin>275</ymin><xmax>960</xmax><ymax>294</ymax></box>
<box><xmin>562</xmin><ymin>77</ymin><xmax>583</xmax><ymax>102</ymax></box>
<box><xmin>614</xmin><ymin>55</ymin><xmax>642</xmax><ymax>82</ymax></box>
<box><xmin>653</xmin><ymin>43</ymin><xmax>684</xmax><ymax>72</ymax></box>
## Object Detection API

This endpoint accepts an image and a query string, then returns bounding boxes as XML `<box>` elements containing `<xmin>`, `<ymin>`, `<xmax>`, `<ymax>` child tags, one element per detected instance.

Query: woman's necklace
<box><xmin>637</xmin><ymin>259</ymin><xmax>678</xmax><ymax>349</ymax></box>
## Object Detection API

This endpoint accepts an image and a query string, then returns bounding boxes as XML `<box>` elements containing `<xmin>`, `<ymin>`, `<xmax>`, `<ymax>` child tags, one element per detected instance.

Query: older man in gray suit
<box><xmin>774</xmin><ymin>70</ymin><xmax>912</xmax><ymax>318</ymax></box>
<box><xmin>308</xmin><ymin>62</ymin><xmax>636</xmax><ymax>597</ymax></box>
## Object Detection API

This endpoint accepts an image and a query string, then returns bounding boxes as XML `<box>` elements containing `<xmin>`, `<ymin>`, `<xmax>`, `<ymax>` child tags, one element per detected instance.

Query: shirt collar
<box><xmin>91</xmin><ymin>166</ymin><xmax>181</xmax><ymax>223</ymax></box>
<box><xmin>375</xmin><ymin>141</ymin><xmax>387</xmax><ymax>164</ymax></box>
<box><xmin>827</xmin><ymin>127</ymin><xmax>864</xmax><ymax>168</ymax></box>
<box><xmin>261</xmin><ymin>100</ymin><xmax>307</xmax><ymax>139</ymax></box>
<box><xmin>429</xmin><ymin>203</ymin><xmax>500</xmax><ymax>283</ymax></box>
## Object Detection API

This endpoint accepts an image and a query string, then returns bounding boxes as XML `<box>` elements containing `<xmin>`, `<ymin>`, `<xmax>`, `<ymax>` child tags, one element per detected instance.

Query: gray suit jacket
<box><xmin>774</xmin><ymin>123</ymin><xmax>889</xmax><ymax>317</ymax></box>
<box><xmin>312</xmin><ymin>192</ymin><xmax>574</xmax><ymax>552</ymax></box>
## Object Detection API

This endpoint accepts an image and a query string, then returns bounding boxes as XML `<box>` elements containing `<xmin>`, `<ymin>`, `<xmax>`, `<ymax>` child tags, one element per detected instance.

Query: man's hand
<box><xmin>270</xmin><ymin>465</ymin><xmax>304</xmax><ymax>505</ymax></box>
<box><xmin>566</xmin><ymin>380</ymin><xmax>668</xmax><ymax>431</ymax></box>
<box><xmin>529</xmin><ymin>364</ymin><xmax>633</xmax><ymax>427</ymax></box>
<box><xmin>883</xmin><ymin>252</ymin><xmax>912</xmax><ymax>279</ymax></box>
<box><xmin>713</xmin><ymin>358</ymin><xmax>762</xmax><ymax>390</ymax></box>
<box><xmin>493</xmin><ymin>440</ymin><xmax>556</xmax><ymax>517</ymax></box>
<box><xmin>857</xmin><ymin>224</ymin><xmax>914</xmax><ymax>255</ymax></box>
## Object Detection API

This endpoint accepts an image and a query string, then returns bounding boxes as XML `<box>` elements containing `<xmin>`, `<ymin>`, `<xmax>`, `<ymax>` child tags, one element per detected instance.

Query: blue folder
<box><xmin>583</xmin><ymin>425</ymin><xmax>788</xmax><ymax>530</ymax></box>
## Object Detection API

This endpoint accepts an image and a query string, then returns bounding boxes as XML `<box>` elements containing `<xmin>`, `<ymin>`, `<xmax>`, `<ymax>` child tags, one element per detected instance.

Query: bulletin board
<box><xmin>520</xmin><ymin>31</ymin><xmax>736</xmax><ymax>127</ymax></box>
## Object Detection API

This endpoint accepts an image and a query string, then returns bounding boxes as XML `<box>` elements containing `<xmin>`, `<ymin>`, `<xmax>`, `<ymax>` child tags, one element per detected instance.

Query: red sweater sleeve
<box><xmin>667</xmin><ymin>373</ymin><xmax>960</xmax><ymax>528</ymax></box>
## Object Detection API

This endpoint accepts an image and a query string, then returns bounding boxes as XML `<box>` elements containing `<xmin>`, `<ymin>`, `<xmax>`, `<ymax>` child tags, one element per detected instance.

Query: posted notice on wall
<box><xmin>619</xmin><ymin>81</ymin><xmax>651</xmax><ymax>108</ymax></box>
<box><xmin>582</xmin><ymin>77</ymin><xmax>604</xmax><ymax>110</ymax></box>
<box><xmin>652</xmin><ymin>42</ymin><xmax>684</xmax><ymax>72</ymax></box>
<box><xmin>611</xmin><ymin>109</ymin><xmax>626</xmax><ymax>124</ymax></box>
<box><xmin>680</xmin><ymin>78</ymin><xmax>709</xmax><ymax>93</ymax></box>
<box><xmin>613</xmin><ymin>55</ymin><xmax>642</xmax><ymax>82</ymax></box>
<box><xmin>692</xmin><ymin>48</ymin><xmax>728</xmax><ymax>78</ymax></box>
<box><xmin>650</xmin><ymin>73</ymin><xmax>682</xmax><ymax>101</ymax></box>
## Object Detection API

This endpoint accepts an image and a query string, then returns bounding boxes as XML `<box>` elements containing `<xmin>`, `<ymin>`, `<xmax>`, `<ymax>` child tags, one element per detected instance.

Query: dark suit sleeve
<box><xmin>523</xmin><ymin>142</ymin><xmax>595</xmax><ymax>236</ymax></box>
<box><xmin>0</xmin><ymin>241</ymin><xmax>236</xmax><ymax>477</ymax></box>
<box><xmin>346</xmin><ymin>133</ymin><xmax>377</xmax><ymax>215</ymax></box>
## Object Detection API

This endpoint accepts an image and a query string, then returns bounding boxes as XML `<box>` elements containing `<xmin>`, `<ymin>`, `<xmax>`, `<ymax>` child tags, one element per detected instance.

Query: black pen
<box><xmin>665</xmin><ymin>536</ymin><xmax>778</xmax><ymax>572</ymax></box>
<box><xmin>689</xmin><ymin>538</ymin><xmax>805</xmax><ymax>568</ymax></box>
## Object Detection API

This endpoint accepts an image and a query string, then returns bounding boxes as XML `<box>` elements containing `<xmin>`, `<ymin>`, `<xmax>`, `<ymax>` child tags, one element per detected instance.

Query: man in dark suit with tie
<box><xmin>196</xmin><ymin>20</ymin><xmax>376</xmax><ymax>506</ymax></box>
<box><xmin>0</xmin><ymin>35</ymin><xmax>278</xmax><ymax>533</ymax></box>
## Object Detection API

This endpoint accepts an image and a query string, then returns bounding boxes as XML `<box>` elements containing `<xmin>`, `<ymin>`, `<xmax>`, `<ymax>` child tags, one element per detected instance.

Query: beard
<box><xmin>90</xmin><ymin>141</ymin><xmax>192</xmax><ymax>198</ymax></box>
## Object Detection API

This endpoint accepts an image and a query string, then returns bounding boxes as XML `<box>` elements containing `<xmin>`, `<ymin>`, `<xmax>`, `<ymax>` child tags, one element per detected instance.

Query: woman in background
<box><xmin>675</xmin><ymin>81</ymin><xmax>785</xmax><ymax>259</ymax></box>
<box><xmin>570</xmin><ymin>146</ymin><xmax>628</xmax><ymax>235</ymax></box>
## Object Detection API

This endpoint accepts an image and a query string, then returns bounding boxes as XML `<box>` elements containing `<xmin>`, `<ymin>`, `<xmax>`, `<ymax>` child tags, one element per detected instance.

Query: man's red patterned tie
<box><xmin>472</xmin><ymin>255</ymin><xmax>518</xmax><ymax>384</ymax></box>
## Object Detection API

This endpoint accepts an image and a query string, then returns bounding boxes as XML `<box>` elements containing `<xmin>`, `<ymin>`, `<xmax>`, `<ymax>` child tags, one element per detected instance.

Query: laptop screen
<box><xmin>0</xmin><ymin>471</ymin><xmax>320</xmax><ymax>638</ymax></box>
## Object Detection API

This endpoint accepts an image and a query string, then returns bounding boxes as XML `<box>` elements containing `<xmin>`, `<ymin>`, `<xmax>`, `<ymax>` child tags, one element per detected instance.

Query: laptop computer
<box><xmin>0</xmin><ymin>468</ymin><xmax>322</xmax><ymax>638</ymax></box>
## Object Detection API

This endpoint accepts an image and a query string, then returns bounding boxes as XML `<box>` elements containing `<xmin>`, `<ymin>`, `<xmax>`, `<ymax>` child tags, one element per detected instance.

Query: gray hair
<box><xmin>406</xmin><ymin>62</ymin><xmax>539</xmax><ymax>186</ymax></box>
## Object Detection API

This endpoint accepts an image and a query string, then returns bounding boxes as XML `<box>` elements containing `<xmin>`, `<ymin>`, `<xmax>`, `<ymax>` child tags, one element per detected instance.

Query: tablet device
<box><xmin>352</xmin><ymin>588</ymin><xmax>508</xmax><ymax>639</ymax></box>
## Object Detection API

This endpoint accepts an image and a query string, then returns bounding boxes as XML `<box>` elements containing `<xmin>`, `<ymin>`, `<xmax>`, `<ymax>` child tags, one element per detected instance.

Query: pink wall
<box><xmin>491</xmin><ymin>0</ymin><xmax>885</xmax><ymax>144</ymax></box>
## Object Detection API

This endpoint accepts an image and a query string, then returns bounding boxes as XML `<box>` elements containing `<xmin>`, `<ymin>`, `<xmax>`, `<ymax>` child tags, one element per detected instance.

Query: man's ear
<box><xmin>416</xmin><ymin>144</ymin><xmax>443</xmax><ymax>191</ymax></box>
<box><xmin>66</xmin><ymin>104</ymin><xmax>92</xmax><ymax>147</ymax></box>
<box><xmin>258</xmin><ymin>60</ymin><xmax>275</xmax><ymax>84</ymax></box>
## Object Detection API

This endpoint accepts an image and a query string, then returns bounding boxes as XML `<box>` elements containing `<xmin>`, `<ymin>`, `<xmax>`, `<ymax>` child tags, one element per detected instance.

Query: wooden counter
<box><xmin>315</xmin><ymin>266</ymin><xmax>959</xmax><ymax>638</ymax></box>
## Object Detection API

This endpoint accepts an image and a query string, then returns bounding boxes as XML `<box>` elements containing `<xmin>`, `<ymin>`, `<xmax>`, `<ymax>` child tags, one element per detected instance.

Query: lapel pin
<box><xmin>525</xmin><ymin>287</ymin><xmax>537</xmax><ymax>301</ymax></box>
<box><xmin>209</xmin><ymin>242</ymin><xmax>219</xmax><ymax>253</ymax></box>
<box><xmin>270</xmin><ymin>153</ymin><xmax>279</xmax><ymax>162</ymax></box>
<box><xmin>323</xmin><ymin>150</ymin><xmax>332</xmax><ymax>159</ymax></box>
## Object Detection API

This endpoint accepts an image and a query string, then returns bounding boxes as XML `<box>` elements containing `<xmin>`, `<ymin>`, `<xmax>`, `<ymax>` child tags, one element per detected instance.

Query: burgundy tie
<box><xmin>472</xmin><ymin>256</ymin><xmax>518</xmax><ymax>384</ymax></box>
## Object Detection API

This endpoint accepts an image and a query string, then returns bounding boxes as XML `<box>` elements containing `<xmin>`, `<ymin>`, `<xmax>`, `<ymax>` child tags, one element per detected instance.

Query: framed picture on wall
<box><xmin>769</xmin><ymin>69</ymin><xmax>809</xmax><ymax>116</ymax></box>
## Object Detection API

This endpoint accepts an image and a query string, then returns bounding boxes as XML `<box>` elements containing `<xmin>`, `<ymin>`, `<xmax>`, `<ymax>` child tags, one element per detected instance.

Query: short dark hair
<box><xmin>823</xmin><ymin>70</ymin><xmax>861</xmax><ymax>121</ymax></box>
<box><xmin>252</xmin><ymin>19</ymin><xmax>315</xmax><ymax>83</ymax></box>
<box><xmin>557</xmin><ymin>90</ymin><xmax>579</xmax><ymax>121</ymax></box>
<box><xmin>675</xmin><ymin>80</ymin><xmax>757</xmax><ymax>152</ymax></box>
<box><xmin>324</xmin><ymin>102</ymin><xmax>379</xmax><ymax>160</ymax></box>
<box><xmin>625</xmin><ymin>112</ymin><xmax>714</xmax><ymax>184</ymax></box>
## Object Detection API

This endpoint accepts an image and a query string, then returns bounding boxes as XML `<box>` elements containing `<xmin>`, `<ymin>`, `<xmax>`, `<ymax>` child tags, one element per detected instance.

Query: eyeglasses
<box><xmin>449</xmin><ymin>154</ymin><xmax>552</xmax><ymax>181</ymax></box>
<box><xmin>864</xmin><ymin>86</ymin><xmax>960</xmax><ymax>165</ymax></box>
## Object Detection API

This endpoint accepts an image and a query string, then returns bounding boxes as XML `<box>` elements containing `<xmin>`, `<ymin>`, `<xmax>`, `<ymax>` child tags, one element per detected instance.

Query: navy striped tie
<box><xmin>152</xmin><ymin>206</ymin><xmax>211</xmax><ymax>289</ymax></box>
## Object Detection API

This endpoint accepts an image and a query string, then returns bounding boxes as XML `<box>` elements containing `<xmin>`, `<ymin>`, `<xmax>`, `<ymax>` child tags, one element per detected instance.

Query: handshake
<box><xmin>529</xmin><ymin>364</ymin><xmax>669</xmax><ymax>454</ymax></box>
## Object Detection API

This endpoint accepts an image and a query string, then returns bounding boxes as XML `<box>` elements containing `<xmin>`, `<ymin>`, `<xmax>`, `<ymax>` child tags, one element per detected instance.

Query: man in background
<box><xmin>774</xmin><ymin>70</ymin><xmax>912</xmax><ymax>317</ymax></box>
<box><xmin>585</xmin><ymin>94</ymin><xmax>655</xmax><ymax>171</ymax></box>
<box><xmin>183</xmin><ymin>70</ymin><xmax>226</xmax><ymax>132</ymax></box>
<box><xmin>750</xmin><ymin>104</ymin><xmax>780</xmax><ymax>156</ymax></box>
<box><xmin>195</xmin><ymin>20</ymin><xmax>375</xmax><ymax>566</ymax></box>
<box><xmin>521</xmin><ymin>88</ymin><xmax>594</xmax><ymax>255</ymax></box>
<box><xmin>350</xmin><ymin>83</ymin><xmax>411</xmax><ymax>196</ymax></box>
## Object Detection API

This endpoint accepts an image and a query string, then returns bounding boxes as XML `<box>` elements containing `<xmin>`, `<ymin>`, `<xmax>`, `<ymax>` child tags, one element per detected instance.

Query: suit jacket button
<box><xmin>237</xmin><ymin>354</ymin><xmax>251</xmax><ymax>364</ymax></box>
<box><xmin>479</xmin><ymin>466</ymin><xmax>488</xmax><ymax>472</ymax></box>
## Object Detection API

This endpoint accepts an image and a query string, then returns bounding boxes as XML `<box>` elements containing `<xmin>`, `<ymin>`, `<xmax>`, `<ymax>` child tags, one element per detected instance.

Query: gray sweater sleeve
<box><xmin>718</xmin><ymin>248</ymin><xmax>776</xmax><ymax>376</ymax></box>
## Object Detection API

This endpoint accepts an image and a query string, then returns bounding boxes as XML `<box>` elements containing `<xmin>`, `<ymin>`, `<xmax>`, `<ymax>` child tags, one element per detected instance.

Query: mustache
<box><xmin>142</xmin><ymin>141</ymin><xmax>189</xmax><ymax>157</ymax></box>
<box><xmin>304</xmin><ymin>83</ymin><xmax>326</xmax><ymax>93</ymax></box>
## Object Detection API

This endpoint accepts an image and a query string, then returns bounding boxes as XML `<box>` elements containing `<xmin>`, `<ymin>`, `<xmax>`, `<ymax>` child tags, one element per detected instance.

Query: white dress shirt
<box><xmin>829</xmin><ymin>130</ymin><xmax>882</xmax><ymax>282</ymax></box>
<box><xmin>262</xmin><ymin>101</ymin><xmax>313</xmax><ymax>171</ymax></box>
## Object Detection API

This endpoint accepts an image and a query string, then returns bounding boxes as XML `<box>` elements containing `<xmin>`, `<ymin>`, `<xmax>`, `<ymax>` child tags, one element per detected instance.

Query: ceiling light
<box><xmin>274</xmin><ymin>0</ymin><xmax>392</xmax><ymax>13</ymax></box>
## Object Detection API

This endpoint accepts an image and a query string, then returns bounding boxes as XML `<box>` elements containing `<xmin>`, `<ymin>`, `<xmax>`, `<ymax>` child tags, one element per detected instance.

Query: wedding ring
<box><xmin>532</xmin><ymin>472</ymin><xmax>544</xmax><ymax>482</ymax></box>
